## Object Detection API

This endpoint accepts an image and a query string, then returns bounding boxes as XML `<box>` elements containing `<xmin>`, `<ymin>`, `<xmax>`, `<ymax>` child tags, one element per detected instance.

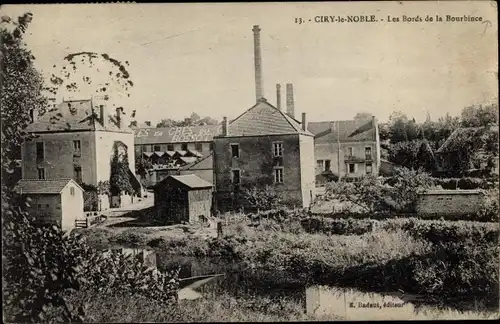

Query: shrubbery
<box><xmin>431</xmin><ymin>177</ymin><xmax>497</xmax><ymax>190</ymax></box>
<box><xmin>2</xmin><ymin>188</ymin><xmax>179</xmax><ymax>322</ymax></box>
<box><xmin>242</xmin><ymin>185</ymin><xmax>283</xmax><ymax>211</ymax></box>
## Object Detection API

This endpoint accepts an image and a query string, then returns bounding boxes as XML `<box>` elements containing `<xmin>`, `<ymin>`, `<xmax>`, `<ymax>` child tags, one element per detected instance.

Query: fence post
<box><xmin>217</xmin><ymin>221</ymin><xmax>223</xmax><ymax>238</ymax></box>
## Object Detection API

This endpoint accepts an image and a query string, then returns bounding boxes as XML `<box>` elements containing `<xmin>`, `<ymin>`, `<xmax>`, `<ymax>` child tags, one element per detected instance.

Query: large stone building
<box><xmin>213</xmin><ymin>25</ymin><xmax>315</xmax><ymax>212</ymax></box>
<box><xmin>213</xmin><ymin>98</ymin><xmax>315</xmax><ymax>211</ymax></box>
<box><xmin>22</xmin><ymin>99</ymin><xmax>137</xmax><ymax>187</ymax></box>
<box><xmin>308</xmin><ymin>117</ymin><xmax>381</xmax><ymax>184</ymax></box>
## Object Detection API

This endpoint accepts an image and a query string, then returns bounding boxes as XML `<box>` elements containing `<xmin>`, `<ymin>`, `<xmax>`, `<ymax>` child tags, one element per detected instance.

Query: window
<box><xmin>324</xmin><ymin>160</ymin><xmax>331</xmax><ymax>172</ymax></box>
<box><xmin>348</xmin><ymin>147</ymin><xmax>353</xmax><ymax>157</ymax></box>
<box><xmin>195</xmin><ymin>143</ymin><xmax>203</xmax><ymax>152</ymax></box>
<box><xmin>231</xmin><ymin>169</ymin><xmax>241</xmax><ymax>185</ymax></box>
<box><xmin>274</xmin><ymin>168</ymin><xmax>284</xmax><ymax>183</ymax></box>
<box><xmin>273</xmin><ymin>142</ymin><xmax>283</xmax><ymax>157</ymax></box>
<box><xmin>73</xmin><ymin>140</ymin><xmax>81</xmax><ymax>156</ymax></box>
<box><xmin>231</xmin><ymin>144</ymin><xmax>239</xmax><ymax>158</ymax></box>
<box><xmin>37</xmin><ymin>167</ymin><xmax>45</xmax><ymax>180</ymax></box>
<box><xmin>36</xmin><ymin>142</ymin><xmax>44</xmax><ymax>160</ymax></box>
<box><xmin>181</xmin><ymin>143</ymin><xmax>188</xmax><ymax>151</ymax></box>
<box><xmin>348</xmin><ymin>163</ymin><xmax>355</xmax><ymax>174</ymax></box>
<box><xmin>366</xmin><ymin>163</ymin><xmax>373</xmax><ymax>174</ymax></box>
<box><xmin>70</xmin><ymin>187</ymin><xmax>75</xmax><ymax>196</ymax></box>
<box><xmin>167</xmin><ymin>144</ymin><xmax>174</xmax><ymax>151</ymax></box>
<box><xmin>317</xmin><ymin>160</ymin><xmax>324</xmax><ymax>169</ymax></box>
<box><xmin>74</xmin><ymin>166</ymin><xmax>82</xmax><ymax>183</ymax></box>
<box><xmin>209</xmin><ymin>143</ymin><xmax>214</xmax><ymax>151</ymax></box>
<box><xmin>365</xmin><ymin>147</ymin><xmax>372</xmax><ymax>160</ymax></box>
<box><xmin>153</xmin><ymin>145</ymin><xmax>161</xmax><ymax>152</ymax></box>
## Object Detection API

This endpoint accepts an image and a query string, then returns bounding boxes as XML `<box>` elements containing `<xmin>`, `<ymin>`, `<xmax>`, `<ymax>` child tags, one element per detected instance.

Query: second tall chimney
<box><xmin>276</xmin><ymin>84</ymin><xmax>281</xmax><ymax>110</ymax></box>
<box><xmin>253</xmin><ymin>25</ymin><xmax>264</xmax><ymax>102</ymax></box>
<box><xmin>286</xmin><ymin>83</ymin><xmax>295</xmax><ymax>119</ymax></box>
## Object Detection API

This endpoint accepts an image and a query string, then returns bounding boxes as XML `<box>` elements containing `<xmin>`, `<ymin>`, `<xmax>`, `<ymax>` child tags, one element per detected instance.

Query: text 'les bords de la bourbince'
<box><xmin>294</xmin><ymin>15</ymin><xmax>484</xmax><ymax>24</ymax></box>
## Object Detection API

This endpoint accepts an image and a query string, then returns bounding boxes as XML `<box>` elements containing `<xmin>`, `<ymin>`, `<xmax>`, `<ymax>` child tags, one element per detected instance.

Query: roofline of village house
<box><xmin>26</xmin><ymin>129</ymin><xmax>134</xmax><ymax>135</ymax></box>
<box><xmin>213</xmin><ymin>132</ymin><xmax>314</xmax><ymax>139</ymax></box>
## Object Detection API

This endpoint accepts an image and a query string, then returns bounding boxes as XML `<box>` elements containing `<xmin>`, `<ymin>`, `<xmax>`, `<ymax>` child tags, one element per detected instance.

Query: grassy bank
<box><xmin>75</xmin><ymin>215</ymin><xmax>499</xmax><ymax>311</ymax></box>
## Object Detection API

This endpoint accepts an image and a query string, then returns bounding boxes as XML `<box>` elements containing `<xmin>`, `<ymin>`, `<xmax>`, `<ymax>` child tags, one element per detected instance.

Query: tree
<box><xmin>135</xmin><ymin>155</ymin><xmax>153</xmax><ymax>178</ymax></box>
<box><xmin>110</xmin><ymin>142</ymin><xmax>134</xmax><ymax>195</ymax></box>
<box><xmin>325</xmin><ymin>175</ymin><xmax>391</xmax><ymax>213</ymax></box>
<box><xmin>461</xmin><ymin>103</ymin><xmax>499</xmax><ymax>127</ymax></box>
<box><xmin>1</xmin><ymin>13</ymin><xmax>178</xmax><ymax>322</ymax></box>
<box><xmin>325</xmin><ymin>168</ymin><xmax>433</xmax><ymax>214</ymax></box>
<box><xmin>353</xmin><ymin>112</ymin><xmax>372</xmax><ymax>121</ymax></box>
<box><xmin>156</xmin><ymin>113</ymin><xmax>219</xmax><ymax>128</ymax></box>
<box><xmin>1</xmin><ymin>13</ymin><xmax>47</xmax><ymax>178</ymax></box>
<box><xmin>243</xmin><ymin>185</ymin><xmax>283</xmax><ymax>211</ymax></box>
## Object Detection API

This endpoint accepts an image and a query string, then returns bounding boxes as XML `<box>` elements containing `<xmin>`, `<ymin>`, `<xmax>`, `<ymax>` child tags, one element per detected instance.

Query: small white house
<box><xmin>14</xmin><ymin>178</ymin><xmax>84</xmax><ymax>231</ymax></box>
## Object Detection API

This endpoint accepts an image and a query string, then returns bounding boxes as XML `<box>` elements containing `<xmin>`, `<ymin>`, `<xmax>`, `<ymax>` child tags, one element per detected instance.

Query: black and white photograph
<box><xmin>1</xmin><ymin>1</ymin><xmax>498</xmax><ymax>322</ymax></box>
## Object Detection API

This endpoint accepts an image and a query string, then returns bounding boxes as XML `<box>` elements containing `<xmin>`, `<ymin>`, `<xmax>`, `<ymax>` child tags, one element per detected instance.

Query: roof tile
<box><xmin>14</xmin><ymin>179</ymin><xmax>81</xmax><ymax>194</ymax></box>
<box><xmin>224</xmin><ymin>100</ymin><xmax>313</xmax><ymax>137</ymax></box>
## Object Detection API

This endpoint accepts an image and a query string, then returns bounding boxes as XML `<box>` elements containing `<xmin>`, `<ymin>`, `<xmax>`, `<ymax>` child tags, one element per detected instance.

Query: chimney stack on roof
<box><xmin>30</xmin><ymin>109</ymin><xmax>38</xmax><ymax>123</ymax></box>
<box><xmin>286</xmin><ymin>83</ymin><xmax>295</xmax><ymax>119</ymax></box>
<box><xmin>115</xmin><ymin>107</ymin><xmax>123</xmax><ymax>129</ymax></box>
<box><xmin>276</xmin><ymin>84</ymin><xmax>282</xmax><ymax>110</ymax></box>
<box><xmin>302</xmin><ymin>113</ymin><xmax>307</xmax><ymax>131</ymax></box>
<box><xmin>222</xmin><ymin>117</ymin><xmax>228</xmax><ymax>136</ymax></box>
<box><xmin>253</xmin><ymin>25</ymin><xmax>264</xmax><ymax>103</ymax></box>
<box><xmin>99</xmin><ymin>105</ymin><xmax>106</xmax><ymax>126</ymax></box>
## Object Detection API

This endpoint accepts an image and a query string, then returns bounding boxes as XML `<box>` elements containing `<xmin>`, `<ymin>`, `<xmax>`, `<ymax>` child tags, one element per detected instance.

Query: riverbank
<box><xmin>74</xmin><ymin>214</ymin><xmax>499</xmax><ymax>314</ymax></box>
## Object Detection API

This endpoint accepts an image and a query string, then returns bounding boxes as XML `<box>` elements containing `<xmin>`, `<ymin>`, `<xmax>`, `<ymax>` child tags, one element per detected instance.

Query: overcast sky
<box><xmin>1</xmin><ymin>1</ymin><xmax>498</xmax><ymax>124</ymax></box>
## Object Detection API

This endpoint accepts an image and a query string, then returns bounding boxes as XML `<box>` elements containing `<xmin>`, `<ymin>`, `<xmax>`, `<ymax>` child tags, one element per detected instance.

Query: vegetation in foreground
<box><xmin>42</xmin><ymin>288</ymin><xmax>498</xmax><ymax>322</ymax></box>
<box><xmin>77</xmin><ymin>211</ymin><xmax>499</xmax><ymax>312</ymax></box>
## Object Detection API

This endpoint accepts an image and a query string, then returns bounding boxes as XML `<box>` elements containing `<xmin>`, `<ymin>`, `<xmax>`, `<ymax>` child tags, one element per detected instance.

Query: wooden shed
<box><xmin>14</xmin><ymin>178</ymin><xmax>85</xmax><ymax>231</ymax></box>
<box><xmin>154</xmin><ymin>174</ymin><xmax>213</xmax><ymax>224</ymax></box>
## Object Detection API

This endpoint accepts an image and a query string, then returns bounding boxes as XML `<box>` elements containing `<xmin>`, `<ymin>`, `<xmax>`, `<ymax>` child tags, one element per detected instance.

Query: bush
<box><xmin>2</xmin><ymin>184</ymin><xmax>179</xmax><ymax>323</ymax></box>
<box><xmin>478</xmin><ymin>188</ymin><xmax>499</xmax><ymax>222</ymax></box>
<box><xmin>400</xmin><ymin>219</ymin><xmax>498</xmax><ymax>244</ymax></box>
<box><xmin>301</xmin><ymin>217</ymin><xmax>378</xmax><ymax>235</ymax></box>
<box><xmin>242</xmin><ymin>185</ymin><xmax>283</xmax><ymax>211</ymax></box>
<box><xmin>412</xmin><ymin>241</ymin><xmax>499</xmax><ymax>299</ymax></box>
<box><xmin>83</xmin><ymin>191</ymin><xmax>99</xmax><ymax>211</ymax></box>
<box><xmin>431</xmin><ymin>177</ymin><xmax>497</xmax><ymax>190</ymax></box>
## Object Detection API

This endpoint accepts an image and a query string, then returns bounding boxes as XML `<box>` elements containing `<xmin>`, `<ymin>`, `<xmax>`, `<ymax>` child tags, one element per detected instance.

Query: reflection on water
<box><xmin>106</xmin><ymin>247</ymin><xmax>491</xmax><ymax>320</ymax></box>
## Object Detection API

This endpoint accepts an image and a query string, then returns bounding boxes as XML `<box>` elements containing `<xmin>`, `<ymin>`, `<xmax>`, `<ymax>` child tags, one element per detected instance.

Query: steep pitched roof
<box><xmin>180</xmin><ymin>154</ymin><xmax>213</xmax><ymax>171</ymax></box>
<box><xmin>14</xmin><ymin>178</ymin><xmax>83</xmax><ymax>194</ymax></box>
<box><xmin>224</xmin><ymin>99</ymin><xmax>313</xmax><ymax>137</ymax></box>
<box><xmin>24</xmin><ymin>100</ymin><xmax>133</xmax><ymax>134</ymax></box>
<box><xmin>157</xmin><ymin>174</ymin><xmax>213</xmax><ymax>189</ymax></box>
<box><xmin>308</xmin><ymin>119</ymin><xmax>376</xmax><ymax>143</ymax></box>
<box><xmin>134</xmin><ymin>125</ymin><xmax>222</xmax><ymax>145</ymax></box>
<box><xmin>436</xmin><ymin>126</ymin><xmax>499</xmax><ymax>153</ymax></box>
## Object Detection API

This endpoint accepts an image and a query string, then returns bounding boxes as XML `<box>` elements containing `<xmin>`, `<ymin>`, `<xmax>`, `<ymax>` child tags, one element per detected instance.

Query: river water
<box><xmin>107</xmin><ymin>247</ymin><xmax>494</xmax><ymax>320</ymax></box>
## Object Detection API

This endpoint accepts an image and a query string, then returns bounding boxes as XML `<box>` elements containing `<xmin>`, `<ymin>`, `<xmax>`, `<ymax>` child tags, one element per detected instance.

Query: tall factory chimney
<box><xmin>276</xmin><ymin>84</ymin><xmax>282</xmax><ymax>110</ymax></box>
<box><xmin>252</xmin><ymin>25</ymin><xmax>264</xmax><ymax>102</ymax></box>
<box><xmin>286</xmin><ymin>83</ymin><xmax>295</xmax><ymax>119</ymax></box>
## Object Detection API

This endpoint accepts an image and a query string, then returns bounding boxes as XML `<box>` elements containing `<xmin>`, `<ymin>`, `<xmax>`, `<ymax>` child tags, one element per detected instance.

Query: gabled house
<box><xmin>213</xmin><ymin>98</ymin><xmax>315</xmax><ymax>211</ymax></box>
<box><xmin>14</xmin><ymin>178</ymin><xmax>84</xmax><ymax>231</ymax></box>
<box><xmin>22</xmin><ymin>99</ymin><xmax>140</xmax><ymax>192</ymax></box>
<box><xmin>435</xmin><ymin>126</ymin><xmax>499</xmax><ymax>176</ymax></box>
<box><xmin>308</xmin><ymin>117</ymin><xmax>381</xmax><ymax>184</ymax></box>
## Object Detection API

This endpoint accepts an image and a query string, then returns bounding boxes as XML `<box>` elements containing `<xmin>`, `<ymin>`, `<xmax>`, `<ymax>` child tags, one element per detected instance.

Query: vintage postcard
<box><xmin>1</xmin><ymin>1</ymin><xmax>498</xmax><ymax>322</ymax></box>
